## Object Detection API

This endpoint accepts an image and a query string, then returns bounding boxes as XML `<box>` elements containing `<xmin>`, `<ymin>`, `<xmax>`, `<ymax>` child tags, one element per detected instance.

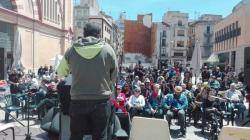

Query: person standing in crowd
<box><xmin>8</xmin><ymin>69</ymin><xmax>22</xmax><ymax>94</ymax></box>
<box><xmin>57</xmin><ymin>23</ymin><xmax>117</xmax><ymax>140</ymax></box>
<box><xmin>38</xmin><ymin>66</ymin><xmax>44</xmax><ymax>78</ymax></box>
<box><xmin>238</xmin><ymin>68</ymin><xmax>245</xmax><ymax>83</ymax></box>
<box><xmin>212</xmin><ymin>67</ymin><xmax>222</xmax><ymax>78</ymax></box>
<box><xmin>202</xmin><ymin>66</ymin><xmax>210</xmax><ymax>82</ymax></box>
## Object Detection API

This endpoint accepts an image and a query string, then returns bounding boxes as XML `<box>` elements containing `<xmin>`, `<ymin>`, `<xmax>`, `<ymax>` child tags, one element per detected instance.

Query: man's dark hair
<box><xmin>84</xmin><ymin>23</ymin><xmax>101</xmax><ymax>38</ymax></box>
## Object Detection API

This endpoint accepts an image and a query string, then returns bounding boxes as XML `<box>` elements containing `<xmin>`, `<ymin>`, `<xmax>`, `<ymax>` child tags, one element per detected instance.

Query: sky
<box><xmin>76</xmin><ymin>0</ymin><xmax>242</xmax><ymax>21</ymax></box>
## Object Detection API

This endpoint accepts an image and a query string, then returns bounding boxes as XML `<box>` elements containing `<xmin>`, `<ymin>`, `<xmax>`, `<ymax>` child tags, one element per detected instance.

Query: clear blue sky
<box><xmin>75</xmin><ymin>0</ymin><xmax>242</xmax><ymax>21</ymax></box>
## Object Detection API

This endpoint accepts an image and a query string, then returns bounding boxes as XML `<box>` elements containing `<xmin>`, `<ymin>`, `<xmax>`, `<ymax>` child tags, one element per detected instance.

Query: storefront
<box><xmin>0</xmin><ymin>20</ymin><xmax>14</xmax><ymax>80</ymax></box>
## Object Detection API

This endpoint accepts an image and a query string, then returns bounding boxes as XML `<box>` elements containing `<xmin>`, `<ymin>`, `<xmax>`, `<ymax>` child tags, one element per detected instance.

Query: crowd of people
<box><xmin>111</xmin><ymin>63</ymin><xmax>250</xmax><ymax>137</ymax></box>
<box><xmin>4</xmin><ymin>62</ymin><xmax>250</xmax><ymax>138</ymax></box>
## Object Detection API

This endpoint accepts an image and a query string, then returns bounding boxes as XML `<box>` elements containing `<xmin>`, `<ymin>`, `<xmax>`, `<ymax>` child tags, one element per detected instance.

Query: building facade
<box><xmin>152</xmin><ymin>22</ymin><xmax>170</xmax><ymax>68</ymax></box>
<box><xmin>73</xmin><ymin>0</ymin><xmax>99</xmax><ymax>39</ymax></box>
<box><xmin>88</xmin><ymin>15</ymin><xmax>112</xmax><ymax>44</ymax></box>
<box><xmin>188</xmin><ymin>14</ymin><xmax>222</xmax><ymax>62</ymax></box>
<box><xmin>213</xmin><ymin>0</ymin><xmax>250</xmax><ymax>74</ymax></box>
<box><xmin>124</xmin><ymin>14</ymin><xmax>157</xmax><ymax>64</ymax></box>
<box><xmin>0</xmin><ymin>0</ymin><xmax>73</xmax><ymax>79</ymax></box>
<box><xmin>163</xmin><ymin>11</ymin><xmax>189</xmax><ymax>66</ymax></box>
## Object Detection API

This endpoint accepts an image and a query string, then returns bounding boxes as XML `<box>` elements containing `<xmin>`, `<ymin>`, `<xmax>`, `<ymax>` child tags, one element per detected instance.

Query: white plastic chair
<box><xmin>219</xmin><ymin>126</ymin><xmax>250</xmax><ymax>140</ymax></box>
<box><xmin>129</xmin><ymin>117</ymin><xmax>171</xmax><ymax>140</ymax></box>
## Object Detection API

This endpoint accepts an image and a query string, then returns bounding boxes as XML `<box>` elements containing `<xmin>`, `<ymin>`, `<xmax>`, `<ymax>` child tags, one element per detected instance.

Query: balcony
<box><xmin>204</xmin><ymin>32</ymin><xmax>213</xmax><ymax>37</ymax></box>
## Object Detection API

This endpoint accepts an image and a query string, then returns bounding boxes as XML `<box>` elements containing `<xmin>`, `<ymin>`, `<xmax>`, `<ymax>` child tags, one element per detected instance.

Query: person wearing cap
<box><xmin>163</xmin><ymin>86</ymin><xmax>188</xmax><ymax>136</ymax></box>
<box><xmin>127</xmin><ymin>86</ymin><xmax>145</xmax><ymax>118</ymax></box>
<box><xmin>57</xmin><ymin>23</ymin><xmax>117</xmax><ymax>140</ymax></box>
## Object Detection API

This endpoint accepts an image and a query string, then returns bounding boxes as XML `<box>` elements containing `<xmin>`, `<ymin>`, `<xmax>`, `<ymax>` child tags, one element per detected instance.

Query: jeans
<box><xmin>69</xmin><ymin>99</ymin><xmax>111</xmax><ymax>140</ymax></box>
<box><xmin>166</xmin><ymin>109</ymin><xmax>185</xmax><ymax>132</ymax></box>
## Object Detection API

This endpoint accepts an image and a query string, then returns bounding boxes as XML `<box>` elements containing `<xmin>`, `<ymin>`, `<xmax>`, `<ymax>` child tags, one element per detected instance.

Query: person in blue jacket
<box><xmin>163</xmin><ymin>86</ymin><xmax>188</xmax><ymax>137</ymax></box>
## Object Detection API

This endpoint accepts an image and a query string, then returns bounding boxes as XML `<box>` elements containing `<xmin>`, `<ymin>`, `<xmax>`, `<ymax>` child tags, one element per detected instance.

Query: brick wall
<box><xmin>124</xmin><ymin>17</ymin><xmax>156</xmax><ymax>58</ymax></box>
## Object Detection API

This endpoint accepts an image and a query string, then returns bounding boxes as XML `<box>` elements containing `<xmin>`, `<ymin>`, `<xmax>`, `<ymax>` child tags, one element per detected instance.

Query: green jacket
<box><xmin>57</xmin><ymin>37</ymin><xmax>118</xmax><ymax>100</ymax></box>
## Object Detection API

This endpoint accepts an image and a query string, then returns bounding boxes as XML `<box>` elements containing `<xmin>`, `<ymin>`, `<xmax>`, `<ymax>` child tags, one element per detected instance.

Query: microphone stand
<box><xmin>25</xmin><ymin>92</ymin><xmax>32</xmax><ymax>140</ymax></box>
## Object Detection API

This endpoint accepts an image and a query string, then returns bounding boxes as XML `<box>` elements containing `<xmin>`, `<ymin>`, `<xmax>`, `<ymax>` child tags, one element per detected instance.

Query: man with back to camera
<box><xmin>57</xmin><ymin>23</ymin><xmax>118</xmax><ymax>140</ymax></box>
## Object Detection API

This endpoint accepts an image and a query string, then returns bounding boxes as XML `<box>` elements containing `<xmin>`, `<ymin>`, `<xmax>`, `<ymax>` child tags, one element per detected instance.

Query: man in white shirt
<box><xmin>225</xmin><ymin>83</ymin><xmax>246</xmax><ymax>116</ymax></box>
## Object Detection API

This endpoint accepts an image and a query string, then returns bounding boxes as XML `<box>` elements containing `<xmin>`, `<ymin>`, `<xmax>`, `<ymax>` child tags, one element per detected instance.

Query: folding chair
<box><xmin>129</xmin><ymin>117</ymin><xmax>171</xmax><ymax>140</ymax></box>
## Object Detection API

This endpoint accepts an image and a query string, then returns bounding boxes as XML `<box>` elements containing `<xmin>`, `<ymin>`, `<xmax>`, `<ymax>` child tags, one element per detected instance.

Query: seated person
<box><xmin>163</xmin><ymin>86</ymin><xmax>188</xmax><ymax>136</ymax></box>
<box><xmin>209</xmin><ymin>76</ymin><xmax>221</xmax><ymax>91</ymax></box>
<box><xmin>200</xmin><ymin>83</ymin><xmax>223</xmax><ymax>132</ymax></box>
<box><xmin>224</xmin><ymin>83</ymin><xmax>246</xmax><ymax>116</ymax></box>
<box><xmin>111</xmin><ymin>85</ymin><xmax>127</xmax><ymax>113</ymax></box>
<box><xmin>181</xmin><ymin>83</ymin><xmax>194</xmax><ymax>121</ymax></box>
<box><xmin>144</xmin><ymin>84</ymin><xmax>163</xmax><ymax>118</ymax></box>
<box><xmin>127</xmin><ymin>86</ymin><xmax>145</xmax><ymax>117</ymax></box>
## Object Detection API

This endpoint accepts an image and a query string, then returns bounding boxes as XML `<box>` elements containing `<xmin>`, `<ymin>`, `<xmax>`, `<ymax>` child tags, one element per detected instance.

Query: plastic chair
<box><xmin>4</xmin><ymin>94</ymin><xmax>23</xmax><ymax>122</ymax></box>
<box><xmin>129</xmin><ymin>117</ymin><xmax>171</xmax><ymax>140</ymax></box>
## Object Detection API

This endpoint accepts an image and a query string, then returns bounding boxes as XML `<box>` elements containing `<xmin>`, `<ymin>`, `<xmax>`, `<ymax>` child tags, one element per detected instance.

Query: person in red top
<box><xmin>111</xmin><ymin>85</ymin><xmax>127</xmax><ymax>113</ymax></box>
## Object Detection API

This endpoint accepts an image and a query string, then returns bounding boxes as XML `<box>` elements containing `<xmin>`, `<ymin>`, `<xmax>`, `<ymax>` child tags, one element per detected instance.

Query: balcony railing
<box><xmin>204</xmin><ymin>32</ymin><xmax>213</xmax><ymax>37</ymax></box>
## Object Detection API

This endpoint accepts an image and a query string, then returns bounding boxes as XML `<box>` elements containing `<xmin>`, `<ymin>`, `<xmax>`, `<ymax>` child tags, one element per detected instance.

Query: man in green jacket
<box><xmin>57</xmin><ymin>23</ymin><xmax>118</xmax><ymax>140</ymax></box>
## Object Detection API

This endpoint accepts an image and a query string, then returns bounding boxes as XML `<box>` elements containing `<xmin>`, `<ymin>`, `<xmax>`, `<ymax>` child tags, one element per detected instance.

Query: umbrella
<box><xmin>190</xmin><ymin>43</ymin><xmax>202</xmax><ymax>84</ymax></box>
<box><xmin>207</xmin><ymin>53</ymin><xmax>219</xmax><ymax>64</ymax></box>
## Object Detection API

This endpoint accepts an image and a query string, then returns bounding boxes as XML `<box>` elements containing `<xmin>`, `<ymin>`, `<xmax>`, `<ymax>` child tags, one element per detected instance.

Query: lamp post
<box><xmin>169</xmin><ymin>40</ymin><xmax>174</xmax><ymax>65</ymax></box>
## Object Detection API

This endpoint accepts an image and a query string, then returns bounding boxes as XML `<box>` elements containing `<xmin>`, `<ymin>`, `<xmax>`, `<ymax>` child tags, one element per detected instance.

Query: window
<box><xmin>52</xmin><ymin>0</ymin><xmax>54</xmax><ymax>21</ymax></box>
<box><xmin>161</xmin><ymin>48</ymin><xmax>166</xmax><ymax>56</ymax></box>
<box><xmin>55</xmin><ymin>1</ymin><xmax>58</xmax><ymax>22</ymax></box>
<box><xmin>178</xmin><ymin>20</ymin><xmax>183</xmax><ymax>26</ymax></box>
<box><xmin>177</xmin><ymin>41</ymin><xmax>184</xmax><ymax>47</ymax></box>
<box><xmin>0</xmin><ymin>0</ymin><xmax>14</xmax><ymax>10</ymax></box>
<box><xmin>162</xmin><ymin>31</ymin><xmax>166</xmax><ymax>37</ymax></box>
<box><xmin>207</xmin><ymin>26</ymin><xmax>210</xmax><ymax>33</ymax></box>
<box><xmin>77</xmin><ymin>21</ymin><xmax>82</xmax><ymax>28</ymax></box>
<box><xmin>174</xmin><ymin>52</ymin><xmax>183</xmax><ymax>56</ymax></box>
<box><xmin>76</xmin><ymin>9</ymin><xmax>82</xmax><ymax>17</ymax></box>
<box><xmin>177</xmin><ymin>30</ymin><xmax>185</xmax><ymax>36</ymax></box>
<box><xmin>50</xmin><ymin>0</ymin><xmax>52</xmax><ymax>20</ymax></box>
<box><xmin>162</xmin><ymin>39</ymin><xmax>166</xmax><ymax>46</ymax></box>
